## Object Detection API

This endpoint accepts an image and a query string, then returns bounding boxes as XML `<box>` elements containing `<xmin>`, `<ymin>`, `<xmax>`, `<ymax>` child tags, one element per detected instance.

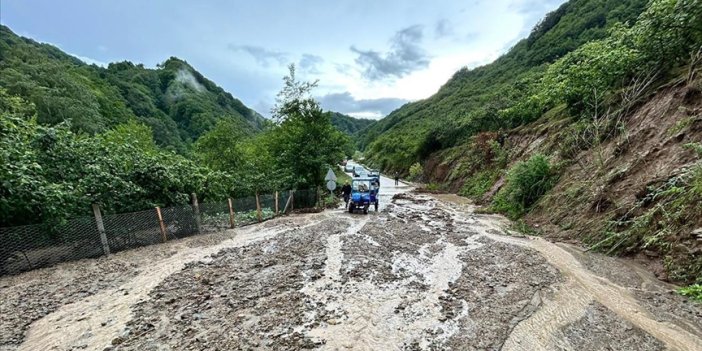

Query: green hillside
<box><xmin>329</xmin><ymin>111</ymin><xmax>376</xmax><ymax>135</ymax></box>
<box><xmin>0</xmin><ymin>25</ymin><xmax>264</xmax><ymax>153</ymax></box>
<box><xmin>359</xmin><ymin>0</ymin><xmax>650</xmax><ymax>171</ymax></box>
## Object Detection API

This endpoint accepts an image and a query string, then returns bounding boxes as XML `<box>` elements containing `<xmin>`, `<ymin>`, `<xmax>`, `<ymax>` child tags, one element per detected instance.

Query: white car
<box><xmin>353</xmin><ymin>166</ymin><xmax>366</xmax><ymax>177</ymax></box>
<box><xmin>344</xmin><ymin>163</ymin><xmax>355</xmax><ymax>172</ymax></box>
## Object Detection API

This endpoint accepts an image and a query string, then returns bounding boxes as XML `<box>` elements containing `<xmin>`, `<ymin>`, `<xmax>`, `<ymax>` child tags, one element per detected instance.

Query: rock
<box><xmin>121</xmin><ymin>328</ymin><xmax>132</xmax><ymax>338</ymax></box>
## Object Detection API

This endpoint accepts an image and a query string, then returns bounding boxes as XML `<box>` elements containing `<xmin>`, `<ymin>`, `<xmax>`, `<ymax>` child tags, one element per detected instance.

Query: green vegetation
<box><xmin>408</xmin><ymin>162</ymin><xmax>423</xmax><ymax>181</ymax></box>
<box><xmin>0</xmin><ymin>25</ymin><xmax>264</xmax><ymax>154</ymax></box>
<box><xmin>447</xmin><ymin>132</ymin><xmax>509</xmax><ymax>200</ymax></box>
<box><xmin>334</xmin><ymin>167</ymin><xmax>352</xmax><ymax>189</ymax></box>
<box><xmin>0</xmin><ymin>89</ymin><xmax>226</xmax><ymax>226</ymax></box>
<box><xmin>459</xmin><ymin>169</ymin><xmax>501</xmax><ymax>199</ymax></box>
<box><xmin>491</xmin><ymin>155</ymin><xmax>558</xmax><ymax>219</ymax></box>
<box><xmin>678</xmin><ymin>284</ymin><xmax>702</xmax><ymax>302</ymax></box>
<box><xmin>329</xmin><ymin>112</ymin><xmax>376</xmax><ymax>135</ymax></box>
<box><xmin>0</xmin><ymin>54</ymin><xmax>348</xmax><ymax>227</ymax></box>
<box><xmin>267</xmin><ymin>65</ymin><xmax>351</xmax><ymax>187</ymax></box>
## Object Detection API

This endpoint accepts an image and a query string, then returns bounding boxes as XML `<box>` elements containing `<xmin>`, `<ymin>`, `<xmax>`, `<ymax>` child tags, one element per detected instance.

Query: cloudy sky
<box><xmin>1</xmin><ymin>0</ymin><xmax>565</xmax><ymax>119</ymax></box>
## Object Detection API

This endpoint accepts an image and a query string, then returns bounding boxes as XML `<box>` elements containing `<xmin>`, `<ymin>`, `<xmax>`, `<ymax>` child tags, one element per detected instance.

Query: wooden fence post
<box><xmin>291</xmin><ymin>190</ymin><xmax>295</xmax><ymax>211</ymax></box>
<box><xmin>227</xmin><ymin>198</ymin><xmax>235</xmax><ymax>229</ymax></box>
<box><xmin>191</xmin><ymin>193</ymin><xmax>201</xmax><ymax>234</ymax></box>
<box><xmin>315</xmin><ymin>186</ymin><xmax>324</xmax><ymax>209</ymax></box>
<box><xmin>255</xmin><ymin>192</ymin><xmax>263</xmax><ymax>222</ymax></box>
<box><xmin>156</xmin><ymin>207</ymin><xmax>168</xmax><ymax>243</ymax></box>
<box><xmin>92</xmin><ymin>204</ymin><xmax>110</xmax><ymax>255</ymax></box>
<box><xmin>275</xmin><ymin>191</ymin><xmax>279</xmax><ymax>216</ymax></box>
<box><xmin>283</xmin><ymin>191</ymin><xmax>293</xmax><ymax>214</ymax></box>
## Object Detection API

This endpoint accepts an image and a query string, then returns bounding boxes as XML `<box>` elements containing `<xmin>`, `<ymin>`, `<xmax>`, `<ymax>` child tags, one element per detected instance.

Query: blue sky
<box><xmin>1</xmin><ymin>0</ymin><xmax>565</xmax><ymax>119</ymax></box>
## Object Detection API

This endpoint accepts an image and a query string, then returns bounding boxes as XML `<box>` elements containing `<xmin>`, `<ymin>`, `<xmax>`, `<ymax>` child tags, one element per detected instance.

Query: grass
<box><xmin>459</xmin><ymin>169</ymin><xmax>500</xmax><ymax>199</ymax></box>
<box><xmin>667</xmin><ymin>116</ymin><xmax>693</xmax><ymax>136</ymax></box>
<box><xmin>589</xmin><ymin>165</ymin><xmax>702</xmax><ymax>283</ymax></box>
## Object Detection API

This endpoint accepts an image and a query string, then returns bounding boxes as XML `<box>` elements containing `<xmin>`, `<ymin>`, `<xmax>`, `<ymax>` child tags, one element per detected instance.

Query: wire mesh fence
<box><xmin>0</xmin><ymin>216</ymin><xmax>103</xmax><ymax>275</ymax></box>
<box><xmin>103</xmin><ymin>209</ymin><xmax>162</xmax><ymax>253</ymax></box>
<box><xmin>0</xmin><ymin>188</ymin><xmax>318</xmax><ymax>276</ymax></box>
<box><xmin>293</xmin><ymin>188</ymin><xmax>318</xmax><ymax>210</ymax></box>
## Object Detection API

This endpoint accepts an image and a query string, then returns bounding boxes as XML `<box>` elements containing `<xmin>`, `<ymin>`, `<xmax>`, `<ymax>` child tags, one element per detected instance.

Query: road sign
<box><xmin>326</xmin><ymin>180</ymin><xmax>337</xmax><ymax>191</ymax></box>
<box><xmin>325</xmin><ymin>168</ymin><xmax>337</xmax><ymax>182</ymax></box>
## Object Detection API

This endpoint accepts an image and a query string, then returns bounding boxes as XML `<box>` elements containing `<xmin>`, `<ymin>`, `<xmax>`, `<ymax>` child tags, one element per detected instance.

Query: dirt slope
<box><xmin>424</xmin><ymin>83</ymin><xmax>702</xmax><ymax>282</ymax></box>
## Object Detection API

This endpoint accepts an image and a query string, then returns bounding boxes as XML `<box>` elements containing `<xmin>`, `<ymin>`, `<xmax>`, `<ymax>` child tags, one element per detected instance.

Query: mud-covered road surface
<box><xmin>2</xmin><ymin>176</ymin><xmax>701</xmax><ymax>350</ymax></box>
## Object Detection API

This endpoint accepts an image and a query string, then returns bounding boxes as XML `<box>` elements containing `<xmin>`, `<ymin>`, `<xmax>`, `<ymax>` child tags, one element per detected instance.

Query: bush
<box><xmin>678</xmin><ymin>284</ymin><xmax>702</xmax><ymax>302</ymax></box>
<box><xmin>492</xmin><ymin>154</ymin><xmax>557</xmax><ymax>218</ymax></box>
<box><xmin>541</xmin><ymin>38</ymin><xmax>642</xmax><ymax>115</ymax></box>
<box><xmin>408</xmin><ymin>162</ymin><xmax>423</xmax><ymax>181</ymax></box>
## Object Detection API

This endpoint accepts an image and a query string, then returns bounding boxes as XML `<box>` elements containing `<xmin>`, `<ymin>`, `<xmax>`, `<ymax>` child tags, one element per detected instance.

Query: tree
<box><xmin>269</xmin><ymin>65</ymin><xmax>347</xmax><ymax>188</ymax></box>
<box><xmin>194</xmin><ymin>119</ymin><xmax>248</xmax><ymax>172</ymax></box>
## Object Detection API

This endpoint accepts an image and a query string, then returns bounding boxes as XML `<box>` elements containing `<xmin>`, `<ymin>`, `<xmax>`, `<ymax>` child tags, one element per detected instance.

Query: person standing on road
<box><xmin>394</xmin><ymin>172</ymin><xmax>400</xmax><ymax>186</ymax></box>
<box><xmin>341</xmin><ymin>181</ymin><xmax>352</xmax><ymax>208</ymax></box>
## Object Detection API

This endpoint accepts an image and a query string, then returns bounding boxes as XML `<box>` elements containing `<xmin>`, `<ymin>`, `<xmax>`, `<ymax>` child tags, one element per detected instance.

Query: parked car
<box><xmin>344</xmin><ymin>163</ymin><xmax>355</xmax><ymax>172</ymax></box>
<box><xmin>353</xmin><ymin>166</ymin><xmax>365</xmax><ymax>177</ymax></box>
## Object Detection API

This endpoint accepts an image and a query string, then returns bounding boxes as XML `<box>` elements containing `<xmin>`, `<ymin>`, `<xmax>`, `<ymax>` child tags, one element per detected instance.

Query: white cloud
<box><xmin>72</xmin><ymin>54</ymin><xmax>108</xmax><ymax>67</ymax></box>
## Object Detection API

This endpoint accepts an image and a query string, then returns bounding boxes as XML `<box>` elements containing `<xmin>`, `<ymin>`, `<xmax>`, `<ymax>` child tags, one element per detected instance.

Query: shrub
<box><xmin>492</xmin><ymin>154</ymin><xmax>557</xmax><ymax>218</ymax></box>
<box><xmin>678</xmin><ymin>284</ymin><xmax>702</xmax><ymax>302</ymax></box>
<box><xmin>408</xmin><ymin>162</ymin><xmax>423</xmax><ymax>181</ymax></box>
<box><xmin>542</xmin><ymin>38</ymin><xmax>643</xmax><ymax>116</ymax></box>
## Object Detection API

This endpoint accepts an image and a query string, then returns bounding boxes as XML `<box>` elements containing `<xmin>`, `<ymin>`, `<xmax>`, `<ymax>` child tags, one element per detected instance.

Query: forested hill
<box><xmin>0</xmin><ymin>25</ymin><xmax>265</xmax><ymax>153</ymax></box>
<box><xmin>359</xmin><ymin>0</ymin><xmax>650</xmax><ymax>170</ymax></box>
<box><xmin>328</xmin><ymin>112</ymin><xmax>376</xmax><ymax>135</ymax></box>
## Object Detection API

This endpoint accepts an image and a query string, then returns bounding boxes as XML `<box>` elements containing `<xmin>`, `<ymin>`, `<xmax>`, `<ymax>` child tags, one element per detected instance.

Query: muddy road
<box><xmin>1</xmin><ymin>177</ymin><xmax>701</xmax><ymax>350</ymax></box>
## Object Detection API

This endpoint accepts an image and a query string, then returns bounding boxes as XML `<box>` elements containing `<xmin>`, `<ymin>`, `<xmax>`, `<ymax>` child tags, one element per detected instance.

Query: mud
<box><xmin>560</xmin><ymin>302</ymin><xmax>665</xmax><ymax>350</ymax></box>
<box><xmin>2</xmin><ymin>185</ymin><xmax>701</xmax><ymax>350</ymax></box>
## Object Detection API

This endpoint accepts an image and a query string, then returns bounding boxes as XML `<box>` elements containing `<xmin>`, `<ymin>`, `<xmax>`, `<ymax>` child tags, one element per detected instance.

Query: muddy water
<box><xmin>304</xmin><ymin>226</ymin><xmax>478</xmax><ymax>349</ymax></box>
<box><xmin>8</xmin><ymin>183</ymin><xmax>702</xmax><ymax>350</ymax></box>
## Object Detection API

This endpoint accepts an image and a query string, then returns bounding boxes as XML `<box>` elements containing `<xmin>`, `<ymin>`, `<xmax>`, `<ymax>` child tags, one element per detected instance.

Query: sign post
<box><xmin>325</xmin><ymin>168</ymin><xmax>337</xmax><ymax>196</ymax></box>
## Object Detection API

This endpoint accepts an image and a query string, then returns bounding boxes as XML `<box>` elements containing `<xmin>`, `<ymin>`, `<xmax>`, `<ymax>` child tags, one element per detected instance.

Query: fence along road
<box><xmin>0</xmin><ymin>189</ymin><xmax>319</xmax><ymax>276</ymax></box>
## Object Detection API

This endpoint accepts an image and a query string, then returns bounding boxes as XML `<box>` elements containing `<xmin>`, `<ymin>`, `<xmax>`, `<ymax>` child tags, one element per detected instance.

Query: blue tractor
<box><xmin>349</xmin><ymin>178</ymin><xmax>379</xmax><ymax>214</ymax></box>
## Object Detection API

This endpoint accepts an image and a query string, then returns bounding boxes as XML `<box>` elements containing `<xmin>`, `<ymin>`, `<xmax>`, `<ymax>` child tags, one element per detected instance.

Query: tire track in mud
<box><xmin>520</xmin><ymin>237</ymin><xmax>702</xmax><ymax>351</ymax></box>
<box><xmin>17</xmin><ymin>215</ymin><xmax>329</xmax><ymax>351</ymax></box>
<box><xmin>501</xmin><ymin>279</ymin><xmax>593</xmax><ymax>350</ymax></box>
